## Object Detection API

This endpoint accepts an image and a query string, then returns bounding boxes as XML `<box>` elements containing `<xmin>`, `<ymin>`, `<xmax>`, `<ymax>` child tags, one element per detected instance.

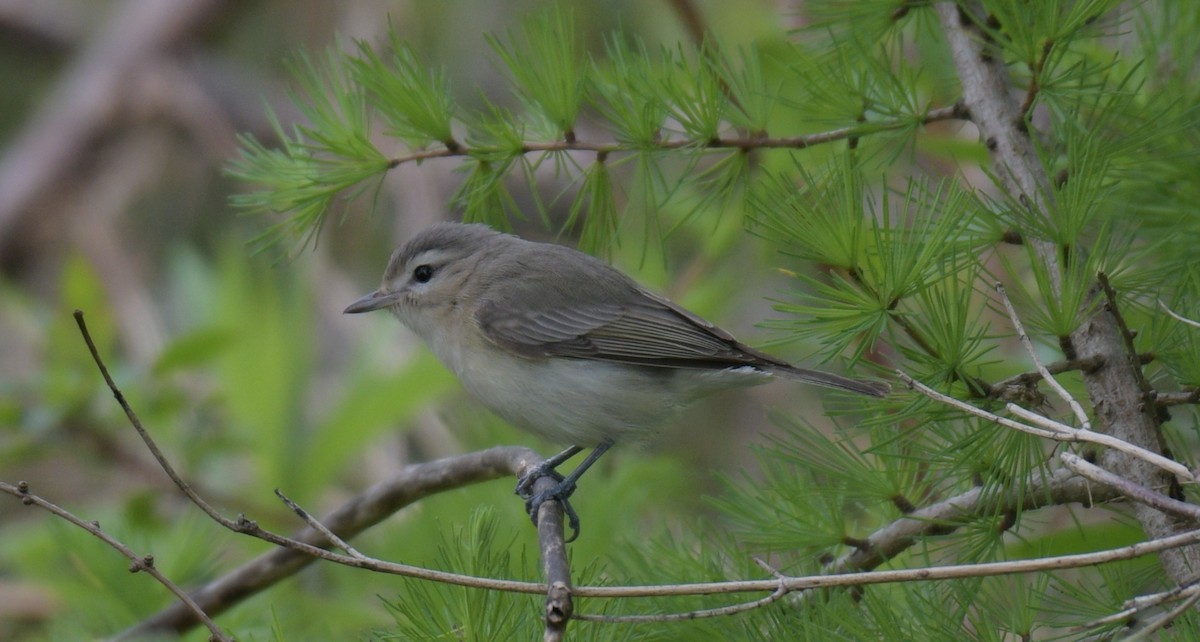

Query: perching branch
<box><xmin>73</xmin><ymin>305</ymin><xmax>1164</xmax><ymax>636</ymax></box>
<box><xmin>531</xmin><ymin>474</ymin><xmax>573</xmax><ymax>642</ymax></box>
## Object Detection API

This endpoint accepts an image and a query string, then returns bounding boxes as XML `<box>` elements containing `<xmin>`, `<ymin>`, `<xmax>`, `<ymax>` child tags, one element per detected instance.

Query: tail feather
<box><xmin>772</xmin><ymin>365</ymin><xmax>890</xmax><ymax>398</ymax></box>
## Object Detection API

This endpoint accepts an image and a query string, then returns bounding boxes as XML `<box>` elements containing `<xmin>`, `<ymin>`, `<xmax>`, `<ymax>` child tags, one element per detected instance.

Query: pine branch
<box><xmin>378</xmin><ymin>101</ymin><xmax>966</xmax><ymax>168</ymax></box>
<box><xmin>821</xmin><ymin>467</ymin><xmax>1118</xmax><ymax>578</ymax></box>
<box><xmin>936</xmin><ymin>0</ymin><xmax>1200</xmax><ymax>587</ymax></box>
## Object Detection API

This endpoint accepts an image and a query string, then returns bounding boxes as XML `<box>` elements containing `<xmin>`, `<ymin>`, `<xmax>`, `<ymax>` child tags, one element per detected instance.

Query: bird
<box><xmin>344</xmin><ymin>222</ymin><xmax>888</xmax><ymax>539</ymax></box>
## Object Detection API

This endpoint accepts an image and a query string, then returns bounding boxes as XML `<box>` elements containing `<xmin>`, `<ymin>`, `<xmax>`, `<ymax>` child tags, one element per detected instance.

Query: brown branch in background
<box><xmin>0</xmin><ymin>0</ymin><xmax>81</xmax><ymax>50</ymax></box>
<box><xmin>1017</xmin><ymin>40</ymin><xmax>1054</xmax><ymax>125</ymax></box>
<box><xmin>0</xmin><ymin>481</ymin><xmax>232</xmax><ymax>642</ymax></box>
<box><xmin>664</xmin><ymin>0</ymin><xmax>707</xmax><ymax>47</ymax></box>
<box><xmin>0</xmin><ymin>0</ymin><xmax>231</xmax><ymax>260</ymax></box>
<box><xmin>116</xmin><ymin>448</ymin><xmax>551</xmax><ymax>638</ymax></box>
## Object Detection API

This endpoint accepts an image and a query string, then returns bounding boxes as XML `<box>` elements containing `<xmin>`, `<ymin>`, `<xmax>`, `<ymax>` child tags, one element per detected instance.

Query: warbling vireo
<box><xmin>345</xmin><ymin>222</ymin><xmax>888</xmax><ymax>539</ymax></box>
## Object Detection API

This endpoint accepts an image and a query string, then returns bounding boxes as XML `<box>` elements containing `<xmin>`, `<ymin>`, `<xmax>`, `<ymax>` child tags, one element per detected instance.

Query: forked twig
<box><xmin>995</xmin><ymin>282</ymin><xmax>1091</xmax><ymax>430</ymax></box>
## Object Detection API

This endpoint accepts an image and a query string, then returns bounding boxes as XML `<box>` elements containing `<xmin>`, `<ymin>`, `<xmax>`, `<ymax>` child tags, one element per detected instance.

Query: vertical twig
<box><xmin>530</xmin><ymin>475</ymin><xmax>573</xmax><ymax>642</ymax></box>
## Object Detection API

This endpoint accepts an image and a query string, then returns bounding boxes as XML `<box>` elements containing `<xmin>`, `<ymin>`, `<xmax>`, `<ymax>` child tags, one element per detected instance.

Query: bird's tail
<box><xmin>772</xmin><ymin>365</ymin><xmax>890</xmax><ymax>397</ymax></box>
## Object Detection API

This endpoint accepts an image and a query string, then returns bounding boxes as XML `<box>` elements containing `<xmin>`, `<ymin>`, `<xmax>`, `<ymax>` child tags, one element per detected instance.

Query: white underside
<box><xmin>399</xmin><ymin>305</ymin><xmax>770</xmax><ymax>445</ymax></box>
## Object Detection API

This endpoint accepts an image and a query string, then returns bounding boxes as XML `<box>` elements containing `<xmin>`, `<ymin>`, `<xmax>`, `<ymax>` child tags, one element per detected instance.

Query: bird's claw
<box><xmin>524</xmin><ymin>481</ymin><xmax>582</xmax><ymax>543</ymax></box>
<box><xmin>518</xmin><ymin>462</ymin><xmax>582</xmax><ymax>542</ymax></box>
<box><xmin>514</xmin><ymin>462</ymin><xmax>564</xmax><ymax>499</ymax></box>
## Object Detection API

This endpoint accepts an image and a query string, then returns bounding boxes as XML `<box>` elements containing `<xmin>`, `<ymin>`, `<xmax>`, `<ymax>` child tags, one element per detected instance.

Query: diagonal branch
<box><xmin>822</xmin><ymin>466</ymin><xmax>1117</xmax><ymax>577</ymax></box>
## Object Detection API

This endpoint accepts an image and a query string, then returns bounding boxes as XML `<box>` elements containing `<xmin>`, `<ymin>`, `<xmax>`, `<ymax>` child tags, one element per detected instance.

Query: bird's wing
<box><xmin>476</xmin><ymin>285</ymin><xmax>778</xmax><ymax>370</ymax></box>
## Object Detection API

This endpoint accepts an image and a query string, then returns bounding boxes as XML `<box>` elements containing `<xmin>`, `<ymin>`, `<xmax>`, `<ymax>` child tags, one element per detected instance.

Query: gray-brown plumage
<box><xmin>345</xmin><ymin>222</ymin><xmax>888</xmax><ymax>537</ymax></box>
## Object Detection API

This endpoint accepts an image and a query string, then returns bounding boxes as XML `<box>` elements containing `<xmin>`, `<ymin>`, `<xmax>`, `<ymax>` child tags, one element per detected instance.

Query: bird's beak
<box><xmin>343</xmin><ymin>290</ymin><xmax>401</xmax><ymax>314</ymax></box>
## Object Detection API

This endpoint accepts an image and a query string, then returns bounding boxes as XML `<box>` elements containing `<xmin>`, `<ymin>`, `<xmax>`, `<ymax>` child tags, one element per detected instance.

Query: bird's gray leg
<box><xmin>515</xmin><ymin>445</ymin><xmax>585</xmax><ymax>497</ymax></box>
<box><xmin>523</xmin><ymin>441</ymin><xmax>614</xmax><ymax>542</ymax></box>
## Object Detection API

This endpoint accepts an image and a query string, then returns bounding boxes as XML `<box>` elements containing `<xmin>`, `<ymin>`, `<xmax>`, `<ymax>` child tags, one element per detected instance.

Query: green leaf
<box><xmin>227</xmin><ymin>49</ymin><xmax>390</xmax><ymax>250</ymax></box>
<box><xmin>151</xmin><ymin>327</ymin><xmax>237</xmax><ymax>376</ymax></box>
<box><xmin>305</xmin><ymin>351</ymin><xmax>456</xmax><ymax>490</ymax></box>
<box><xmin>591</xmin><ymin>35</ymin><xmax>667</xmax><ymax>148</ymax></box>
<box><xmin>658</xmin><ymin>42</ymin><xmax>728</xmax><ymax>142</ymax></box>
<box><xmin>486</xmin><ymin>5</ymin><xmax>583</xmax><ymax>140</ymax></box>
<box><xmin>349</xmin><ymin>27</ymin><xmax>457</xmax><ymax>148</ymax></box>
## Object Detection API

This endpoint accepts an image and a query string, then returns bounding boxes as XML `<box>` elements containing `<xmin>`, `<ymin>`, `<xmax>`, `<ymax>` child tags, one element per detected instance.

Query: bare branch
<box><xmin>0</xmin><ymin>481</ymin><xmax>232</xmax><ymax>642</ymax></box>
<box><xmin>1156</xmin><ymin>390</ymin><xmax>1200</xmax><ymax>408</ymax></box>
<box><xmin>897</xmin><ymin>370</ymin><xmax>1194</xmax><ymax>483</ymax></box>
<box><xmin>1125</xmin><ymin>590</ymin><xmax>1200</xmax><ymax>641</ymax></box>
<box><xmin>1074</xmin><ymin>578</ymin><xmax>1200</xmax><ymax>634</ymax></box>
<box><xmin>117</xmin><ymin>445</ymin><xmax>551</xmax><ymax>639</ymax></box>
<box><xmin>1060</xmin><ymin>453</ymin><xmax>1200</xmax><ymax>522</ymax></box>
<box><xmin>822</xmin><ymin>466</ymin><xmax>1115</xmax><ymax>578</ymax></box>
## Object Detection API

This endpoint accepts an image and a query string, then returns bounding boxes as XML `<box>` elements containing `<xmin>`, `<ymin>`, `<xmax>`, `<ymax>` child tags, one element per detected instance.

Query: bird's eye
<box><xmin>412</xmin><ymin>264</ymin><xmax>434</xmax><ymax>283</ymax></box>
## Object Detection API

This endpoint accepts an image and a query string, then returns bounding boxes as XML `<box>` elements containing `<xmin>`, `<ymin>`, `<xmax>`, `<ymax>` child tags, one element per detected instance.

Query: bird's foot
<box><xmin>514</xmin><ymin>460</ymin><xmax>564</xmax><ymax>499</ymax></box>
<box><xmin>523</xmin><ymin>478</ymin><xmax>582</xmax><ymax>543</ymax></box>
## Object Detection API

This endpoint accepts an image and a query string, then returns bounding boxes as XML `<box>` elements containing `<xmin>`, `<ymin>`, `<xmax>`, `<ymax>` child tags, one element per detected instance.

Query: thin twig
<box><xmin>1074</xmin><ymin>578</ymin><xmax>1200</xmax><ymax>633</ymax></box>
<box><xmin>0</xmin><ymin>481</ymin><xmax>232</xmax><ymax>642</ymax></box>
<box><xmin>897</xmin><ymin>370</ymin><xmax>1194</xmax><ymax>483</ymax></box>
<box><xmin>995</xmin><ymin>282</ymin><xmax>1092</xmax><ymax>429</ymax></box>
<box><xmin>574</xmin><ymin>557</ymin><xmax>791</xmax><ymax>623</ymax></box>
<box><xmin>1060</xmin><ymin>453</ymin><xmax>1200</xmax><ymax>522</ymax></box>
<box><xmin>274</xmin><ymin>489</ymin><xmax>367</xmax><ymax>561</ymax></box>
<box><xmin>574</xmin><ymin>585</ymin><xmax>788</xmax><ymax>623</ymax></box>
<box><xmin>1160</xmin><ymin>300</ymin><xmax>1200</xmax><ymax>330</ymax></box>
<box><xmin>1124</xmin><ymin>590</ymin><xmax>1200</xmax><ymax>641</ymax></box>
<box><xmin>74</xmin><ymin>310</ymin><xmax>236</xmax><ymax>529</ymax></box>
<box><xmin>1008</xmin><ymin>404</ymin><xmax>1192</xmax><ymax>482</ymax></box>
<box><xmin>1156</xmin><ymin>390</ymin><xmax>1200</xmax><ymax>407</ymax></box>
